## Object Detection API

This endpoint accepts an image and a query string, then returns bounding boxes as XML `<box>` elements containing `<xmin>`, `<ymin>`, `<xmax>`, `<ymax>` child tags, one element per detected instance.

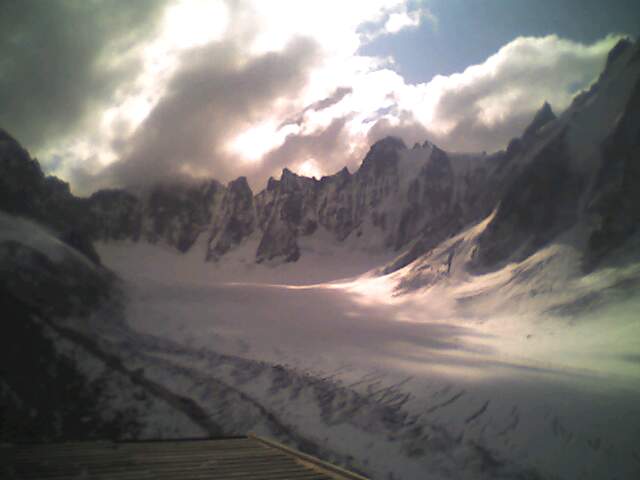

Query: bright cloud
<box><xmin>407</xmin><ymin>34</ymin><xmax>623</xmax><ymax>151</ymax></box>
<box><xmin>385</xmin><ymin>10</ymin><xmax>421</xmax><ymax>34</ymax></box>
<box><xmin>20</xmin><ymin>1</ymin><xmax>622</xmax><ymax>194</ymax></box>
<box><xmin>162</xmin><ymin>0</ymin><xmax>229</xmax><ymax>50</ymax></box>
<box><xmin>228</xmin><ymin>121</ymin><xmax>300</xmax><ymax>163</ymax></box>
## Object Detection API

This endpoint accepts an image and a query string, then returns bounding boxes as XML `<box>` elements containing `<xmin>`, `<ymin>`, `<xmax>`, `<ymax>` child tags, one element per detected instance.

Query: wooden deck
<box><xmin>0</xmin><ymin>434</ymin><xmax>369</xmax><ymax>479</ymax></box>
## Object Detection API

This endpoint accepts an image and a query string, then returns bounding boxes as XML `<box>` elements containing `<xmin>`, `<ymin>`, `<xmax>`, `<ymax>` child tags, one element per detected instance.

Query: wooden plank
<box><xmin>8</xmin><ymin>446</ymin><xmax>271</xmax><ymax>461</ymax></box>
<box><xmin>0</xmin><ymin>437</ymin><xmax>364</xmax><ymax>480</ymax></box>
<box><xmin>249</xmin><ymin>434</ymin><xmax>369</xmax><ymax>480</ymax></box>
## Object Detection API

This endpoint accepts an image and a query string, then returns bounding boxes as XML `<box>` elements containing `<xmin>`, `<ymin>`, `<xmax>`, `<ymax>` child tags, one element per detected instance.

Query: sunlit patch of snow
<box><xmin>92</xmin><ymin>201</ymin><xmax>640</xmax><ymax>479</ymax></box>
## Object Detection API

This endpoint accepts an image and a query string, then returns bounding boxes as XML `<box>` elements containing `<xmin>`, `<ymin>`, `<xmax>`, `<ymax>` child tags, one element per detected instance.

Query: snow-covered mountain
<box><xmin>81</xmin><ymin>133</ymin><xmax>512</xmax><ymax>266</ymax></box>
<box><xmin>5</xmin><ymin>37</ymin><xmax>631</xmax><ymax>278</ymax></box>
<box><xmin>2</xmin><ymin>38</ymin><xmax>640</xmax><ymax>480</ymax></box>
<box><xmin>390</xmin><ymin>37</ymin><xmax>640</xmax><ymax>295</ymax></box>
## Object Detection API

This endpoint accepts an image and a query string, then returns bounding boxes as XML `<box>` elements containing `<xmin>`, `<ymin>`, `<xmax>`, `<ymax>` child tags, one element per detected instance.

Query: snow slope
<box><xmin>86</xmin><ymin>42</ymin><xmax>640</xmax><ymax>473</ymax></box>
<box><xmin>0</xmin><ymin>212</ymin><xmax>209</xmax><ymax>441</ymax></box>
<box><xmin>87</xmin><ymin>239</ymin><xmax>640</xmax><ymax>480</ymax></box>
<box><xmin>3</xmin><ymin>35</ymin><xmax>640</xmax><ymax>480</ymax></box>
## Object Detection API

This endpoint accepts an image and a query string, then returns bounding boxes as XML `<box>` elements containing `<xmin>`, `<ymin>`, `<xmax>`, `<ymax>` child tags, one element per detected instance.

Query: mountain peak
<box><xmin>522</xmin><ymin>101</ymin><xmax>556</xmax><ymax>140</ymax></box>
<box><xmin>359</xmin><ymin>136</ymin><xmax>405</xmax><ymax>175</ymax></box>
<box><xmin>0</xmin><ymin>128</ymin><xmax>15</xmax><ymax>143</ymax></box>
<box><xmin>370</xmin><ymin>136</ymin><xmax>406</xmax><ymax>152</ymax></box>
<box><xmin>228</xmin><ymin>176</ymin><xmax>251</xmax><ymax>192</ymax></box>
<box><xmin>338</xmin><ymin>166</ymin><xmax>350</xmax><ymax>177</ymax></box>
<box><xmin>605</xmin><ymin>37</ymin><xmax>633</xmax><ymax>71</ymax></box>
<box><xmin>281</xmin><ymin>167</ymin><xmax>297</xmax><ymax>181</ymax></box>
<box><xmin>266</xmin><ymin>176</ymin><xmax>279</xmax><ymax>191</ymax></box>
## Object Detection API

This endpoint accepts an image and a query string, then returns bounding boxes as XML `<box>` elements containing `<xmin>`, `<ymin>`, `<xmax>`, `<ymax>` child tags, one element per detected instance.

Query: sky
<box><xmin>1</xmin><ymin>0</ymin><xmax>639</xmax><ymax>195</ymax></box>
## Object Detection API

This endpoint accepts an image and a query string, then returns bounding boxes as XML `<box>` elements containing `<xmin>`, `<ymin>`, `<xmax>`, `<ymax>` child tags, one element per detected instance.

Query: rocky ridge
<box><xmin>1</xmin><ymin>39</ymin><xmax>639</xmax><ymax>274</ymax></box>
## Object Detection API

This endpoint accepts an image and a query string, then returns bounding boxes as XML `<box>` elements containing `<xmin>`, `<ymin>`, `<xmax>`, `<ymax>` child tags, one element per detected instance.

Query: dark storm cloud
<box><xmin>253</xmin><ymin>116</ymin><xmax>365</xmax><ymax>182</ymax></box>
<box><xmin>280</xmin><ymin>86</ymin><xmax>353</xmax><ymax>128</ymax></box>
<box><xmin>0</xmin><ymin>0</ymin><xmax>168</xmax><ymax>151</ymax></box>
<box><xmin>310</xmin><ymin>87</ymin><xmax>354</xmax><ymax>112</ymax></box>
<box><xmin>104</xmin><ymin>35</ymin><xmax>321</xmax><ymax>189</ymax></box>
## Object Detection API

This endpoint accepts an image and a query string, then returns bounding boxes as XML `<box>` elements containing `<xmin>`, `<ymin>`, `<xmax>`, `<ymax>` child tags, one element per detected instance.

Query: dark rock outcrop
<box><xmin>585</xmin><ymin>77</ymin><xmax>640</xmax><ymax>270</ymax></box>
<box><xmin>88</xmin><ymin>189</ymin><xmax>142</xmax><ymax>242</ymax></box>
<box><xmin>1</xmin><ymin>40</ymin><xmax>638</xmax><ymax>271</ymax></box>
<box><xmin>144</xmin><ymin>180</ymin><xmax>223</xmax><ymax>252</ymax></box>
<box><xmin>0</xmin><ymin>129</ymin><xmax>98</xmax><ymax>264</ymax></box>
<box><xmin>396</xmin><ymin>146</ymin><xmax>454</xmax><ymax>250</ymax></box>
<box><xmin>206</xmin><ymin>177</ymin><xmax>256</xmax><ymax>260</ymax></box>
<box><xmin>472</xmin><ymin>131</ymin><xmax>584</xmax><ymax>270</ymax></box>
<box><xmin>0</xmin><ymin>212</ymin><xmax>144</xmax><ymax>442</ymax></box>
<box><xmin>522</xmin><ymin>102</ymin><xmax>556</xmax><ymax>142</ymax></box>
<box><xmin>255</xmin><ymin>169</ymin><xmax>317</xmax><ymax>263</ymax></box>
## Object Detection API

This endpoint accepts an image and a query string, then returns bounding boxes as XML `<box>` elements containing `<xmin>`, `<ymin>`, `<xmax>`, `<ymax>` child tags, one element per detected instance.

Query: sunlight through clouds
<box><xmin>163</xmin><ymin>0</ymin><xmax>229</xmax><ymax>50</ymax></box>
<box><xmin>228</xmin><ymin>121</ymin><xmax>300</xmax><ymax>163</ymax></box>
<box><xmin>294</xmin><ymin>158</ymin><xmax>323</xmax><ymax>178</ymax></box>
<box><xmin>28</xmin><ymin>1</ymin><xmax>624</xmax><ymax>194</ymax></box>
<box><xmin>385</xmin><ymin>10</ymin><xmax>422</xmax><ymax>34</ymax></box>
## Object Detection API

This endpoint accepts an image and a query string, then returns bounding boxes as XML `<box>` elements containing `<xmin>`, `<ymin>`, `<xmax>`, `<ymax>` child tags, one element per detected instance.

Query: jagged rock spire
<box><xmin>522</xmin><ymin>101</ymin><xmax>556</xmax><ymax>141</ymax></box>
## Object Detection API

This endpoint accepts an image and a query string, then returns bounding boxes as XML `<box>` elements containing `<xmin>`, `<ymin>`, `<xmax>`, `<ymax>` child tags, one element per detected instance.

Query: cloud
<box><xmin>0</xmin><ymin>0</ymin><xmax>167</xmax><ymax>152</ymax></box>
<box><xmin>358</xmin><ymin>3</ymin><xmax>437</xmax><ymax>41</ymax></box>
<box><xmin>78</xmin><ymin>32</ymin><xmax>622</xmax><ymax>194</ymax></box>
<box><xmin>366</xmin><ymin>113</ymin><xmax>430</xmax><ymax>148</ymax></box>
<box><xmin>101</xmin><ymin>35</ymin><xmax>321</xmax><ymax>189</ymax></box>
<box><xmin>6</xmin><ymin>1</ymin><xmax>623</xmax><ymax>196</ymax></box>
<box><xmin>58</xmin><ymin>0</ymin><xmax>413</xmax><ymax>193</ymax></box>
<box><xmin>384</xmin><ymin>34</ymin><xmax>625</xmax><ymax>152</ymax></box>
<box><xmin>280</xmin><ymin>87</ymin><xmax>354</xmax><ymax>128</ymax></box>
<box><xmin>255</xmin><ymin>116</ymin><xmax>366</xmax><ymax>181</ymax></box>
<box><xmin>443</xmin><ymin>35</ymin><xmax>621</xmax><ymax>149</ymax></box>
<box><xmin>275</xmin><ymin>35</ymin><xmax>623</xmax><ymax>173</ymax></box>
<box><xmin>385</xmin><ymin>11</ymin><xmax>422</xmax><ymax>34</ymax></box>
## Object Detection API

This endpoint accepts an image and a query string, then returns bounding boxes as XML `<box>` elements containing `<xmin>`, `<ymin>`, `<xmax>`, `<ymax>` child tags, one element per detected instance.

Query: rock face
<box><xmin>472</xmin><ymin>130</ymin><xmax>584</xmax><ymax>270</ymax></box>
<box><xmin>1</xmin><ymin>39</ymin><xmax>639</xmax><ymax>272</ymax></box>
<box><xmin>0</xmin><ymin>129</ymin><xmax>99</xmax><ymax>264</ymax></box>
<box><xmin>88</xmin><ymin>180</ymin><xmax>226</xmax><ymax>253</ymax></box>
<box><xmin>0</xmin><ymin>212</ymin><xmax>156</xmax><ymax>442</ymax></box>
<box><xmin>88</xmin><ymin>189</ymin><xmax>142</xmax><ymax>242</ymax></box>
<box><xmin>470</xmin><ymin>37</ymin><xmax>640</xmax><ymax>272</ymax></box>
<box><xmin>255</xmin><ymin>169</ymin><xmax>317</xmax><ymax>263</ymax></box>
<box><xmin>522</xmin><ymin>101</ymin><xmax>556</xmax><ymax>142</ymax></box>
<box><xmin>206</xmin><ymin>177</ymin><xmax>255</xmax><ymax>261</ymax></box>
<box><xmin>144</xmin><ymin>180</ymin><xmax>223</xmax><ymax>253</ymax></box>
<box><xmin>251</xmin><ymin>136</ymin><xmax>491</xmax><ymax>265</ymax></box>
<box><xmin>585</xmin><ymin>76</ymin><xmax>640</xmax><ymax>270</ymax></box>
<box><xmin>0</xmin><ymin>213</ymin><xmax>114</xmax><ymax>318</ymax></box>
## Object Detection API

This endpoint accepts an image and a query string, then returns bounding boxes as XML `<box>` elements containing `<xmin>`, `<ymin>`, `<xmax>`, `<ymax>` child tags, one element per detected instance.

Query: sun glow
<box><xmin>162</xmin><ymin>0</ymin><xmax>228</xmax><ymax>50</ymax></box>
<box><xmin>227</xmin><ymin>122</ymin><xmax>299</xmax><ymax>162</ymax></box>
<box><xmin>295</xmin><ymin>158</ymin><xmax>322</xmax><ymax>179</ymax></box>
